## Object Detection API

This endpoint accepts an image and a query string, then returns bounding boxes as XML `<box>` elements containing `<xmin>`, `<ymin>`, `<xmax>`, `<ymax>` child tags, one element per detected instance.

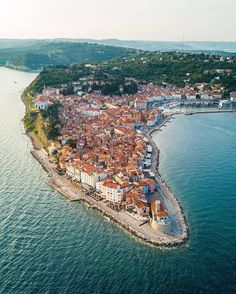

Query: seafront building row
<box><xmin>34</xmin><ymin>82</ymin><xmax>226</xmax><ymax>111</ymax></box>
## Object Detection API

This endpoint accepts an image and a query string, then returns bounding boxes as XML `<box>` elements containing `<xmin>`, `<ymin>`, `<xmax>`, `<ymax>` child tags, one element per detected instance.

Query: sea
<box><xmin>0</xmin><ymin>68</ymin><xmax>235</xmax><ymax>294</ymax></box>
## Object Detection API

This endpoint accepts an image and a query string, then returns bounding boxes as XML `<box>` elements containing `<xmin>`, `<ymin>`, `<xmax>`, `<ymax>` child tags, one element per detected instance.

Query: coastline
<box><xmin>3</xmin><ymin>65</ymin><xmax>40</xmax><ymax>73</ymax></box>
<box><xmin>30</xmin><ymin>147</ymin><xmax>189</xmax><ymax>248</ymax></box>
<box><xmin>22</xmin><ymin>87</ymin><xmax>189</xmax><ymax>248</ymax></box>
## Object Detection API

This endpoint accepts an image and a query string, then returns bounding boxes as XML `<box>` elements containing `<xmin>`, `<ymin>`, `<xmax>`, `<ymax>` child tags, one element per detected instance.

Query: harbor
<box><xmin>149</xmin><ymin>108</ymin><xmax>234</xmax><ymax>134</ymax></box>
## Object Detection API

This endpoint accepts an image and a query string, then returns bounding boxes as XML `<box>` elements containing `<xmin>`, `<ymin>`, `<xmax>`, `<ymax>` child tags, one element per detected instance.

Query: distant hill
<box><xmin>1</xmin><ymin>39</ymin><xmax>236</xmax><ymax>71</ymax></box>
<box><xmin>56</xmin><ymin>39</ymin><xmax>236</xmax><ymax>54</ymax></box>
<box><xmin>0</xmin><ymin>41</ymin><xmax>134</xmax><ymax>71</ymax></box>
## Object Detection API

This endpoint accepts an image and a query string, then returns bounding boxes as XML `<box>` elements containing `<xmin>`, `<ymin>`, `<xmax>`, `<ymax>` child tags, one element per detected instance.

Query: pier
<box><xmin>148</xmin><ymin>109</ymin><xmax>234</xmax><ymax>135</ymax></box>
<box><xmin>182</xmin><ymin>109</ymin><xmax>234</xmax><ymax>115</ymax></box>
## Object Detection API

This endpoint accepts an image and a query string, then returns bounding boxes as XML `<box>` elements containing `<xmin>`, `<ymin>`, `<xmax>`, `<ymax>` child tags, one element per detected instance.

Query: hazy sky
<box><xmin>0</xmin><ymin>0</ymin><xmax>235</xmax><ymax>41</ymax></box>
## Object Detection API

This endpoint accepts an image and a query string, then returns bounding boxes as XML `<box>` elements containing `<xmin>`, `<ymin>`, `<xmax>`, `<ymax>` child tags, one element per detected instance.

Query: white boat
<box><xmin>219</xmin><ymin>100</ymin><xmax>231</xmax><ymax>108</ymax></box>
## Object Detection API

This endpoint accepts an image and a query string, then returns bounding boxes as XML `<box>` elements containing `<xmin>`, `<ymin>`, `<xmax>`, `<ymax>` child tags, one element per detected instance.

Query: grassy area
<box><xmin>22</xmin><ymin>85</ymin><xmax>50</xmax><ymax>148</ymax></box>
<box><xmin>34</xmin><ymin>112</ymin><xmax>50</xmax><ymax>146</ymax></box>
<box><xmin>23</xmin><ymin>110</ymin><xmax>49</xmax><ymax>145</ymax></box>
<box><xmin>22</xmin><ymin>82</ymin><xmax>61</xmax><ymax>148</ymax></box>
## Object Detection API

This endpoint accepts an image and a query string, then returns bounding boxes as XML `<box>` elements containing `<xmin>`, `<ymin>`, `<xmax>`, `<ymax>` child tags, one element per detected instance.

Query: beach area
<box><xmin>26</xmin><ymin>115</ymin><xmax>189</xmax><ymax>248</ymax></box>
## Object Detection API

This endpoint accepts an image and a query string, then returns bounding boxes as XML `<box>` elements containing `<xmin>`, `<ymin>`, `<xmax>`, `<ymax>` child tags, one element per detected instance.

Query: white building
<box><xmin>66</xmin><ymin>163</ymin><xmax>81</xmax><ymax>182</ymax></box>
<box><xmin>230</xmin><ymin>91</ymin><xmax>236</xmax><ymax>103</ymax></box>
<box><xmin>81</xmin><ymin>108</ymin><xmax>101</xmax><ymax>117</ymax></box>
<box><xmin>147</xmin><ymin>145</ymin><xmax>153</xmax><ymax>153</ymax></box>
<box><xmin>96</xmin><ymin>179</ymin><xmax>124</xmax><ymax>203</ymax></box>
<box><xmin>148</xmin><ymin>96</ymin><xmax>165</xmax><ymax>103</ymax></box>
<box><xmin>173</xmin><ymin>94</ymin><xmax>182</xmax><ymax>100</ymax></box>
<box><xmin>33</xmin><ymin>96</ymin><xmax>50</xmax><ymax>110</ymax></box>
<box><xmin>80</xmin><ymin>164</ymin><xmax>107</xmax><ymax>188</ymax></box>
<box><xmin>42</xmin><ymin>86</ymin><xmax>59</xmax><ymax>96</ymax></box>
<box><xmin>186</xmin><ymin>95</ymin><xmax>196</xmax><ymax>100</ymax></box>
<box><xmin>134</xmin><ymin>99</ymin><xmax>147</xmax><ymax>110</ymax></box>
<box><xmin>150</xmin><ymin>200</ymin><xmax>172</xmax><ymax>234</ymax></box>
<box><xmin>201</xmin><ymin>93</ymin><xmax>210</xmax><ymax>100</ymax></box>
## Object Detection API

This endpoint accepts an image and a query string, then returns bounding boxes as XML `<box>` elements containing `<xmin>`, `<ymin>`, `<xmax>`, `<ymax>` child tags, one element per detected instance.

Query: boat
<box><xmin>196</xmin><ymin>101</ymin><xmax>201</xmax><ymax>107</ymax></box>
<box><xmin>219</xmin><ymin>99</ymin><xmax>231</xmax><ymax>108</ymax></box>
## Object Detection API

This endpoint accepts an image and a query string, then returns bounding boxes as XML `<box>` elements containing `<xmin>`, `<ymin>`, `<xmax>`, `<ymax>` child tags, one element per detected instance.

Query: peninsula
<box><xmin>23</xmin><ymin>50</ymin><xmax>236</xmax><ymax>247</ymax></box>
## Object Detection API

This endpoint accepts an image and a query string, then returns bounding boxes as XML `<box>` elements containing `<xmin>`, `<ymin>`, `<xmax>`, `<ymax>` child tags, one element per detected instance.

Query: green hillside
<box><xmin>0</xmin><ymin>41</ymin><xmax>134</xmax><ymax>71</ymax></box>
<box><xmin>28</xmin><ymin>51</ymin><xmax>236</xmax><ymax>97</ymax></box>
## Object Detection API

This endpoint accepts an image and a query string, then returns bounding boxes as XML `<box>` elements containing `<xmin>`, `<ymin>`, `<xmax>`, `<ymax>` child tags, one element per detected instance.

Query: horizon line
<box><xmin>0</xmin><ymin>37</ymin><xmax>235</xmax><ymax>43</ymax></box>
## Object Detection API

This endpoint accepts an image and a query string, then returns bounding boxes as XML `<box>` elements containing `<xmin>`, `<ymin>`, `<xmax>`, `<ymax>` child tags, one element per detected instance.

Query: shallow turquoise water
<box><xmin>0</xmin><ymin>68</ymin><xmax>235</xmax><ymax>294</ymax></box>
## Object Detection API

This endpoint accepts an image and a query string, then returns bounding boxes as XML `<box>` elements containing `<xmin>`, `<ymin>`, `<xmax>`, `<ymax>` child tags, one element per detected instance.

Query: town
<box><xmin>30</xmin><ymin>78</ymin><xmax>235</xmax><ymax>239</ymax></box>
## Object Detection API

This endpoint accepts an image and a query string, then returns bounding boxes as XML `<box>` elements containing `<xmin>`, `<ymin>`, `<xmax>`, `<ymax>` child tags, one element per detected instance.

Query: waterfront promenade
<box><xmin>31</xmin><ymin>148</ymin><xmax>188</xmax><ymax>247</ymax></box>
<box><xmin>143</xmin><ymin>127</ymin><xmax>188</xmax><ymax>237</ymax></box>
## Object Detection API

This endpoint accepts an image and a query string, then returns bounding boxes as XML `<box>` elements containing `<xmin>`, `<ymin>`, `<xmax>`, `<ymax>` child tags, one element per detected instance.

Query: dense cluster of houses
<box><xmin>32</xmin><ymin>84</ymin><xmax>175</xmax><ymax>233</ymax></box>
<box><xmin>140</xmin><ymin>83</ymin><xmax>223</xmax><ymax>102</ymax></box>
<box><xmin>33</xmin><ymin>80</ymin><xmax>228</xmax><ymax>113</ymax></box>
<box><xmin>31</xmin><ymin>82</ymin><xmax>235</xmax><ymax>233</ymax></box>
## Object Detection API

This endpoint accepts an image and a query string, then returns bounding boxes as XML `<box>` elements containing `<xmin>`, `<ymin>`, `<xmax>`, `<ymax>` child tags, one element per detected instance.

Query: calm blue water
<box><xmin>0</xmin><ymin>68</ymin><xmax>235</xmax><ymax>294</ymax></box>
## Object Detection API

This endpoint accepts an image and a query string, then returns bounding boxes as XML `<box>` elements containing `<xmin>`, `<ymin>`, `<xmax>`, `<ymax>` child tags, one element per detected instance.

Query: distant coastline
<box><xmin>2</xmin><ymin>65</ymin><xmax>40</xmax><ymax>73</ymax></box>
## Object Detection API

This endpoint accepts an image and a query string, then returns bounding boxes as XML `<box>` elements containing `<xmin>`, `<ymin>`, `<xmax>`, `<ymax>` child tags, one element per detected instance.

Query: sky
<box><xmin>0</xmin><ymin>0</ymin><xmax>235</xmax><ymax>41</ymax></box>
